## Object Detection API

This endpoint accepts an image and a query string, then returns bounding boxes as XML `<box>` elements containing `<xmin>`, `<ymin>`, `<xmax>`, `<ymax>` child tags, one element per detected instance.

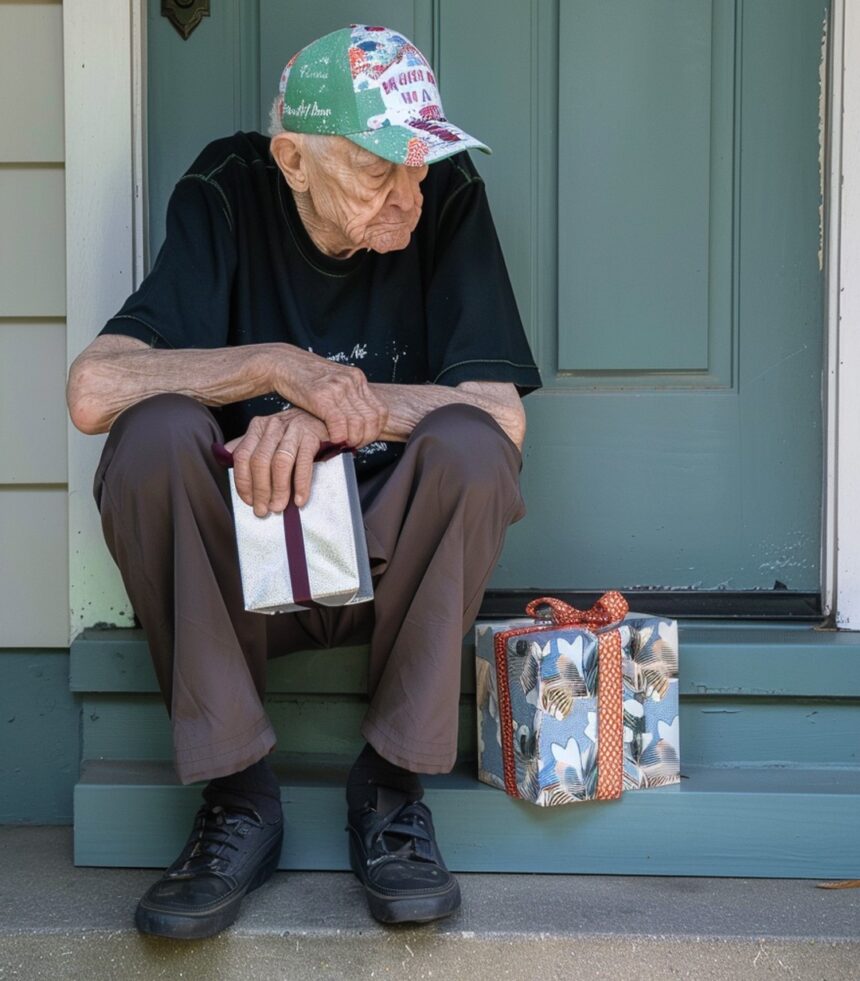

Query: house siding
<box><xmin>0</xmin><ymin>1</ymin><xmax>77</xmax><ymax>825</ymax></box>
<box><xmin>0</xmin><ymin>0</ymin><xmax>69</xmax><ymax>648</ymax></box>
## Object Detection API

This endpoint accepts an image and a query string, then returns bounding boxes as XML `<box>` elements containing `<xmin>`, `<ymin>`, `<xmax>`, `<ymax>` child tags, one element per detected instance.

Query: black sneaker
<box><xmin>347</xmin><ymin>798</ymin><xmax>461</xmax><ymax>924</ymax></box>
<box><xmin>135</xmin><ymin>803</ymin><xmax>283</xmax><ymax>939</ymax></box>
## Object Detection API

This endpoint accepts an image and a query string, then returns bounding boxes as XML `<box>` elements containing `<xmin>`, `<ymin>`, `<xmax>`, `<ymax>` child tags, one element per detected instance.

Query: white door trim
<box><xmin>63</xmin><ymin>0</ymin><xmax>857</xmax><ymax>633</ymax></box>
<box><xmin>828</xmin><ymin>0</ymin><xmax>860</xmax><ymax>627</ymax></box>
<box><xmin>64</xmin><ymin>0</ymin><xmax>146</xmax><ymax>638</ymax></box>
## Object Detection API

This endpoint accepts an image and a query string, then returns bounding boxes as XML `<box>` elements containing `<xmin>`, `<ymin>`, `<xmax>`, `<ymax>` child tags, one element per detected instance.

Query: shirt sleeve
<box><xmin>424</xmin><ymin>158</ymin><xmax>542</xmax><ymax>396</ymax></box>
<box><xmin>99</xmin><ymin>174</ymin><xmax>236</xmax><ymax>349</ymax></box>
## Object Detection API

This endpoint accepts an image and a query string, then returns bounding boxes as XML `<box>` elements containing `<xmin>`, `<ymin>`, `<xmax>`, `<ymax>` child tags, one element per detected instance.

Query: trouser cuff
<box><xmin>174</xmin><ymin>717</ymin><xmax>277</xmax><ymax>785</ymax></box>
<box><xmin>361</xmin><ymin>715</ymin><xmax>457</xmax><ymax>775</ymax></box>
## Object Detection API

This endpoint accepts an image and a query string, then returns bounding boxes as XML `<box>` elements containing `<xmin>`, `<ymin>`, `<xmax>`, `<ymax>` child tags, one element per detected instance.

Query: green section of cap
<box><xmin>345</xmin><ymin>127</ymin><xmax>414</xmax><ymax>165</ymax></box>
<box><xmin>353</xmin><ymin>87</ymin><xmax>386</xmax><ymax>127</ymax></box>
<box><xmin>281</xmin><ymin>28</ymin><xmax>357</xmax><ymax>135</ymax></box>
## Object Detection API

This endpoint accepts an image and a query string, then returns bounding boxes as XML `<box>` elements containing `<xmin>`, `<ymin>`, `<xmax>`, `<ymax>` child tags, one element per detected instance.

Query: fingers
<box><xmin>269</xmin><ymin>424</ymin><xmax>321</xmax><ymax>512</ymax></box>
<box><xmin>292</xmin><ymin>436</ymin><xmax>317</xmax><ymax>507</ymax></box>
<box><xmin>230</xmin><ymin>418</ymin><xmax>265</xmax><ymax>509</ymax></box>
<box><xmin>249</xmin><ymin>417</ymin><xmax>288</xmax><ymax>516</ymax></box>
<box><xmin>357</xmin><ymin>385</ymin><xmax>388</xmax><ymax>446</ymax></box>
<box><xmin>268</xmin><ymin>440</ymin><xmax>298</xmax><ymax>514</ymax></box>
<box><xmin>300</xmin><ymin>364</ymin><xmax>388</xmax><ymax>447</ymax></box>
<box><xmin>232</xmin><ymin>412</ymin><xmax>325</xmax><ymax>517</ymax></box>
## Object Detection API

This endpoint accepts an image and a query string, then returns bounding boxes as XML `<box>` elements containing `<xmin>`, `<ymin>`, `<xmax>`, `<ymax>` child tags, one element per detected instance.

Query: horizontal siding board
<box><xmin>70</xmin><ymin>624</ymin><xmax>860</xmax><ymax>697</ymax></box>
<box><xmin>0</xmin><ymin>167</ymin><xmax>66</xmax><ymax>316</ymax></box>
<box><xmin>74</xmin><ymin>759</ymin><xmax>860</xmax><ymax>876</ymax></box>
<box><xmin>0</xmin><ymin>322</ymin><xmax>67</xmax><ymax>483</ymax></box>
<box><xmin>0</xmin><ymin>1</ymin><xmax>64</xmax><ymax>163</ymax></box>
<box><xmin>0</xmin><ymin>489</ymin><xmax>68</xmax><ymax>646</ymax></box>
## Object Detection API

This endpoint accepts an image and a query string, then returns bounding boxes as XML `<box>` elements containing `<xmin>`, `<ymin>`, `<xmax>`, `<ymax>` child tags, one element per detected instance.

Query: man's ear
<box><xmin>270</xmin><ymin>132</ymin><xmax>309</xmax><ymax>192</ymax></box>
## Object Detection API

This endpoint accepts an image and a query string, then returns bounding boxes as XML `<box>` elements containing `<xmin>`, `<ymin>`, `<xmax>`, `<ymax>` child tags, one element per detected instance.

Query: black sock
<box><xmin>202</xmin><ymin>757</ymin><xmax>282</xmax><ymax>824</ymax></box>
<box><xmin>346</xmin><ymin>742</ymin><xmax>424</xmax><ymax>813</ymax></box>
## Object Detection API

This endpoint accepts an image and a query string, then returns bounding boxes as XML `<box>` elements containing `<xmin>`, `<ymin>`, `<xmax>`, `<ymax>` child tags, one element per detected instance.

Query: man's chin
<box><xmin>364</xmin><ymin>223</ymin><xmax>416</xmax><ymax>254</ymax></box>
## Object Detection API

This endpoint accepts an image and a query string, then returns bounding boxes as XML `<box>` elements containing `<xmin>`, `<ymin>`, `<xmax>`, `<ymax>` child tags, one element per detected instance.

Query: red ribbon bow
<box><xmin>525</xmin><ymin>592</ymin><xmax>629</xmax><ymax>629</ymax></box>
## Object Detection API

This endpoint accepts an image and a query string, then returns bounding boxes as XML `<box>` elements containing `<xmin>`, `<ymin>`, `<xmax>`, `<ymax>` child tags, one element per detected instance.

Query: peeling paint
<box><xmin>818</xmin><ymin>7</ymin><xmax>829</xmax><ymax>272</ymax></box>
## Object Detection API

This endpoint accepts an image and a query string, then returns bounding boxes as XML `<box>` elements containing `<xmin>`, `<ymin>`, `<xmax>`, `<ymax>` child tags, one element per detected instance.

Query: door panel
<box><xmin>147</xmin><ymin>0</ymin><xmax>827</xmax><ymax>597</ymax></box>
<box><xmin>558</xmin><ymin>0</ymin><xmax>713</xmax><ymax>372</ymax></box>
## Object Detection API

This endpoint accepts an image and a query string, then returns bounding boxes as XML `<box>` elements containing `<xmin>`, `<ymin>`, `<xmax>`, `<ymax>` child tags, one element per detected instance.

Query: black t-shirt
<box><xmin>100</xmin><ymin>131</ymin><xmax>541</xmax><ymax>476</ymax></box>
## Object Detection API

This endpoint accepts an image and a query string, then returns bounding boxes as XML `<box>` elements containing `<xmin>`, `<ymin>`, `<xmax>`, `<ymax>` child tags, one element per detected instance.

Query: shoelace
<box><xmin>365</xmin><ymin>800</ymin><xmax>437</xmax><ymax>868</ymax></box>
<box><xmin>168</xmin><ymin>804</ymin><xmax>262</xmax><ymax>877</ymax></box>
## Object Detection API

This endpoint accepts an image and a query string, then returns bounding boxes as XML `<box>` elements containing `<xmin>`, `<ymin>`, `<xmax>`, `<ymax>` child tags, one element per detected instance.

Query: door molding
<box><xmin>64</xmin><ymin>0</ymin><xmax>146</xmax><ymax>639</ymax></box>
<box><xmin>63</xmin><ymin>0</ymin><xmax>857</xmax><ymax>633</ymax></box>
<box><xmin>825</xmin><ymin>0</ymin><xmax>860</xmax><ymax>627</ymax></box>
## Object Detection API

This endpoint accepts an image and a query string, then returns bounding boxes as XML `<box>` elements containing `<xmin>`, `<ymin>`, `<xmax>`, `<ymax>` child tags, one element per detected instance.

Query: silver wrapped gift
<box><xmin>224</xmin><ymin>447</ymin><xmax>373</xmax><ymax>614</ymax></box>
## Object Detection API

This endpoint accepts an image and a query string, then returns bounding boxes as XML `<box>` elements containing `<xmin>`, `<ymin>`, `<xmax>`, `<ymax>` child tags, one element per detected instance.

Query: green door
<box><xmin>147</xmin><ymin>0</ymin><xmax>827</xmax><ymax>609</ymax></box>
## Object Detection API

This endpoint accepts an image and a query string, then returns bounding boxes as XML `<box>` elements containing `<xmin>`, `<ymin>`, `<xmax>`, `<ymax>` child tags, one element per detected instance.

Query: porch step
<box><xmin>74</xmin><ymin>756</ymin><xmax>860</xmax><ymax>878</ymax></box>
<box><xmin>2</xmin><ymin>827</ymin><xmax>858</xmax><ymax>981</ymax></box>
<box><xmin>70</xmin><ymin>623</ymin><xmax>860</xmax><ymax>878</ymax></box>
<box><xmin>69</xmin><ymin>622</ymin><xmax>860</xmax><ymax>698</ymax></box>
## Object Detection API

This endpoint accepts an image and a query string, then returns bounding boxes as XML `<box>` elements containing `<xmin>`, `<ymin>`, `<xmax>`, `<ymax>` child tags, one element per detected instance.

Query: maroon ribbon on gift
<box><xmin>213</xmin><ymin>440</ymin><xmax>349</xmax><ymax>606</ymax></box>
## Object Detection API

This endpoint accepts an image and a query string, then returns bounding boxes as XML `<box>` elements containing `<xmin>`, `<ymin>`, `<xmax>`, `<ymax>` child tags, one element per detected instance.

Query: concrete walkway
<box><xmin>0</xmin><ymin>827</ymin><xmax>857</xmax><ymax>980</ymax></box>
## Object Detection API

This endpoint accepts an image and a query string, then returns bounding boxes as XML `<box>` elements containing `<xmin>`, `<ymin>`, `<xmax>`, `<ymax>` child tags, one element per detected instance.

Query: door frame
<box><xmin>63</xmin><ymin>0</ymin><xmax>860</xmax><ymax>636</ymax></box>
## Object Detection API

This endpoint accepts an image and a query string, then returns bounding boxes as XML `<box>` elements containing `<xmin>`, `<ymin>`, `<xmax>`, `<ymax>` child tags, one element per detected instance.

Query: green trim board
<box><xmin>74</xmin><ymin>758</ymin><xmax>860</xmax><ymax>877</ymax></box>
<box><xmin>70</xmin><ymin>624</ymin><xmax>860</xmax><ymax>697</ymax></box>
<box><xmin>0</xmin><ymin>650</ymin><xmax>79</xmax><ymax>825</ymax></box>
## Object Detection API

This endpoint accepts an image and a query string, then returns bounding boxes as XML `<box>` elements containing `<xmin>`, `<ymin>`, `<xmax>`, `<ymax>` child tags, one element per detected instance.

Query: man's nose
<box><xmin>387</xmin><ymin>166</ymin><xmax>422</xmax><ymax>211</ymax></box>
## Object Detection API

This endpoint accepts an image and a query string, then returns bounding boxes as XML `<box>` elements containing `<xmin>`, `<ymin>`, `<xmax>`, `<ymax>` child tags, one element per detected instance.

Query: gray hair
<box><xmin>267</xmin><ymin>95</ymin><xmax>285</xmax><ymax>138</ymax></box>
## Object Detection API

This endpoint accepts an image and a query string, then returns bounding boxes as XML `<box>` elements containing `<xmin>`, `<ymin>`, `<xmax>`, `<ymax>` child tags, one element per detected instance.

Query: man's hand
<box><xmin>226</xmin><ymin>408</ymin><xmax>330</xmax><ymax>515</ymax></box>
<box><xmin>271</xmin><ymin>347</ymin><xmax>388</xmax><ymax>448</ymax></box>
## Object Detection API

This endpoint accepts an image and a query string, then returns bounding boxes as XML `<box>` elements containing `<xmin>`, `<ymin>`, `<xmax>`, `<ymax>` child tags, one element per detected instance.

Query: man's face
<box><xmin>302</xmin><ymin>137</ymin><xmax>429</xmax><ymax>254</ymax></box>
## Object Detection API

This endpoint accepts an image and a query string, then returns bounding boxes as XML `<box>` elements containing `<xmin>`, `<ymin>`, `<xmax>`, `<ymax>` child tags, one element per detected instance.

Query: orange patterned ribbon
<box><xmin>493</xmin><ymin>592</ymin><xmax>629</xmax><ymax>801</ymax></box>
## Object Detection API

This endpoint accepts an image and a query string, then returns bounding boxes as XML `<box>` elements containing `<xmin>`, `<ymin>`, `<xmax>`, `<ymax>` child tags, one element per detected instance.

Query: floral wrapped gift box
<box><xmin>475</xmin><ymin>593</ymin><xmax>680</xmax><ymax>806</ymax></box>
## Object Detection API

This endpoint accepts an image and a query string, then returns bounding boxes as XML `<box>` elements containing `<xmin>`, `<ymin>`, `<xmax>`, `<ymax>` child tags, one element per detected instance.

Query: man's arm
<box><xmin>68</xmin><ymin>335</ymin><xmax>524</xmax><ymax>515</ymax></box>
<box><xmin>67</xmin><ymin>334</ymin><xmax>387</xmax><ymax>446</ymax></box>
<box><xmin>369</xmin><ymin>381</ymin><xmax>526</xmax><ymax>450</ymax></box>
<box><xmin>67</xmin><ymin>335</ymin><xmax>272</xmax><ymax>434</ymax></box>
<box><xmin>221</xmin><ymin>380</ymin><xmax>525</xmax><ymax>518</ymax></box>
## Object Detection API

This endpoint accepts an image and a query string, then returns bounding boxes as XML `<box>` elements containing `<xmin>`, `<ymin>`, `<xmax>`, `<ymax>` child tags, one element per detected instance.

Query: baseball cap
<box><xmin>276</xmin><ymin>25</ymin><xmax>491</xmax><ymax>166</ymax></box>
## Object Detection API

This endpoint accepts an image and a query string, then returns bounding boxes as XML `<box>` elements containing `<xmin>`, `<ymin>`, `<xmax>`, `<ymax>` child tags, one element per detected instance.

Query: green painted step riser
<box><xmin>81</xmin><ymin>695</ymin><xmax>860</xmax><ymax>769</ymax></box>
<box><xmin>73</xmin><ymin>784</ymin><xmax>860</xmax><ymax>878</ymax></box>
<box><xmin>83</xmin><ymin>697</ymin><xmax>477</xmax><ymax>759</ymax></box>
<box><xmin>70</xmin><ymin>628</ymin><xmax>860</xmax><ymax>698</ymax></box>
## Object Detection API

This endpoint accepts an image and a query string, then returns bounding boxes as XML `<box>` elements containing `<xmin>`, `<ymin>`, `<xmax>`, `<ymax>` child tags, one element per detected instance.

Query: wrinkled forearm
<box><xmin>67</xmin><ymin>343</ymin><xmax>281</xmax><ymax>434</ymax></box>
<box><xmin>368</xmin><ymin>382</ymin><xmax>525</xmax><ymax>449</ymax></box>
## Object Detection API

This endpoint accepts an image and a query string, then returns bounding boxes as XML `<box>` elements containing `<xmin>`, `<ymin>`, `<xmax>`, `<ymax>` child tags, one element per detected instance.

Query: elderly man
<box><xmin>68</xmin><ymin>25</ymin><xmax>540</xmax><ymax>938</ymax></box>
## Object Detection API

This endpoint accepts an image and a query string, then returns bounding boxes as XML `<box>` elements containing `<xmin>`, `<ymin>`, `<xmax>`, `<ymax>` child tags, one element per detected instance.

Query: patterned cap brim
<box><xmin>344</xmin><ymin>121</ymin><xmax>492</xmax><ymax>166</ymax></box>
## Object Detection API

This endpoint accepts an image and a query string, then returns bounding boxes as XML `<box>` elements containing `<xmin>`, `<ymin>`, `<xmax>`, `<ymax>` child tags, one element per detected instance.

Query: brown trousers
<box><xmin>94</xmin><ymin>394</ymin><xmax>525</xmax><ymax>784</ymax></box>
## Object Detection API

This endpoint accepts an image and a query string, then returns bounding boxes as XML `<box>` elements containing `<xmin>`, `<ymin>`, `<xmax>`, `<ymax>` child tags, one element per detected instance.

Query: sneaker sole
<box><xmin>364</xmin><ymin>880</ymin><xmax>461</xmax><ymax>924</ymax></box>
<box><xmin>135</xmin><ymin>832</ymin><xmax>282</xmax><ymax>940</ymax></box>
<box><xmin>349</xmin><ymin>839</ymin><xmax>461</xmax><ymax>924</ymax></box>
